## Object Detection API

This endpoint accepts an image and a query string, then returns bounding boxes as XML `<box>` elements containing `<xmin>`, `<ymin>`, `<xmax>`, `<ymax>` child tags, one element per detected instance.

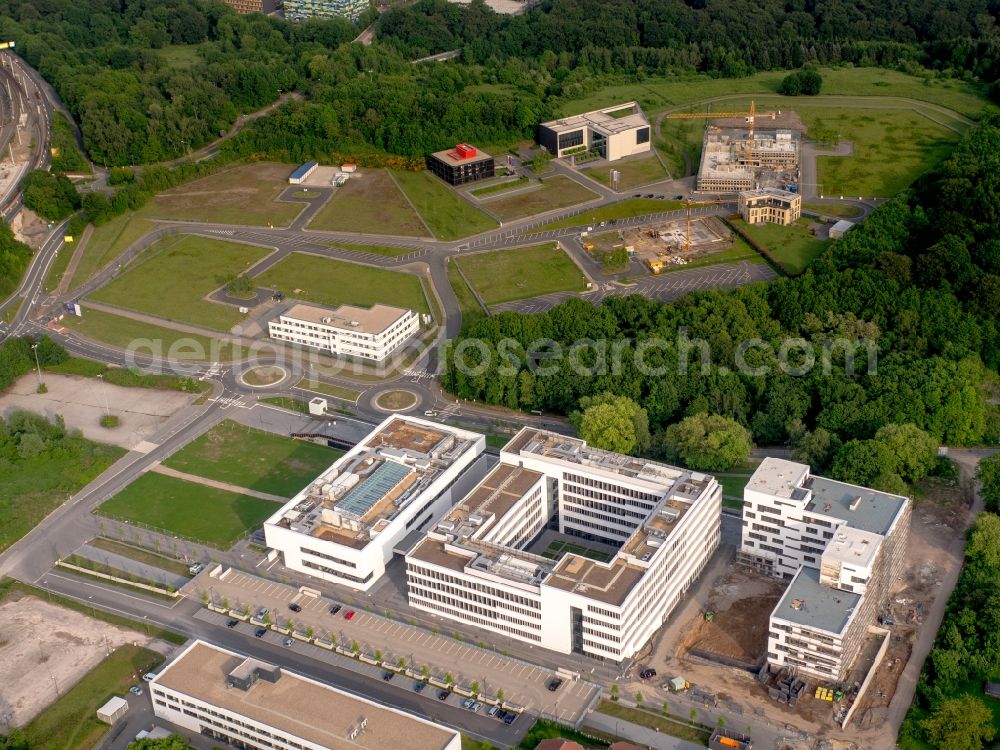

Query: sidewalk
<box><xmin>75</xmin><ymin>542</ymin><xmax>189</xmax><ymax>590</ymax></box>
<box><xmin>584</xmin><ymin>712</ymin><xmax>703</xmax><ymax>750</ymax></box>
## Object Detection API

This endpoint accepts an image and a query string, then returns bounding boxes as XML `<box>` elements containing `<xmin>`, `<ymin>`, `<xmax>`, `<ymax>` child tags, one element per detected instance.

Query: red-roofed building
<box><xmin>534</xmin><ymin>740</ymin><xmax>584</xmax><ymax>750</ymax></box>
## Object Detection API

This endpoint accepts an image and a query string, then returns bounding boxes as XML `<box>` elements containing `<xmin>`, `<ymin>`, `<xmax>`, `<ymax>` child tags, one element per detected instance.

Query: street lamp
<box><xmin>30</xmin><ymin>342</ymin><xmax>43</xmax><ymax>389</ymax></box>
<box><xmin>96</xmin><ymin>373</ymin><xmax>111</xmax><ymax>417</ymax></box>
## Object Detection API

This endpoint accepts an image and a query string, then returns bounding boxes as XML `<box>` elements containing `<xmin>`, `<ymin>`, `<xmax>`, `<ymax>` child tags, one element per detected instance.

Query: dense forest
<box><xmin>442</xmin><ymin>118</ymin><xmax>1000</xmax><ymax>483</ymax></box>
<box><xmin>3</xmin><ymin>0</ymin><xmax>999</xmax><ymax>167</ymax></box>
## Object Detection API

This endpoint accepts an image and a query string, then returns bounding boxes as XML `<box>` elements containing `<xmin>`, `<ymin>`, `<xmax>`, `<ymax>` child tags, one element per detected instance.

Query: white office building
<box><xmin>538</xmin><ymin>103</ymin><xmax>651</xmax><ymax>162</ymax></box>
<box><xmin>150</xmin><ymin>641</ymin><xmax>461</xmax><ymax>750</ymax></box>
<box><xmin>268</xmin><ymin>303</ymin><xmax>420</xmax><ymax>362</ymax></box>
<box><xmin>264</xmin><ymin>416</ymin><xmax>485</xmax><ymax>591</ymax></box>
<box><xmin>740</xmin><ymin>458</ymin><xmax>910</xmax><ymax>679</ymax></box>
<box><xmin>405</xmin><ymin>428</ymin><xmax>721</xmax><ymax>661</ymax></box>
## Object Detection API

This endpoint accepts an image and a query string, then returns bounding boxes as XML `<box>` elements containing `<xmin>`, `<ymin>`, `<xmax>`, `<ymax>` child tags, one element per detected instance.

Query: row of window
<box><xmin>154</xmin><ymin>693</ymin><xmax>308</xmax><ymax>750</ymax></box>
<box><xmin>407</xmin><ymin>576</ymin><xmax>541</xmax><ymax>622</ymax></box>
<box><xmin>563</xmin><ymin>473</ymin><xmax>660</xmax><ymax>504</ymax></box>
<box><xmin>301</xmin><ymin>560</ymin><xmax>373</xmax><ymax>584</ymax></box>
<box><xmin>562</xmin><ymin>493</ymin><xmax>647</xmax><ymax>521</ymax></box>
<box><xmin>408</xmin><ymin>588</ymin><xmax>541</xmax><ymax>642</ymax></box>
<box><xmin>406</xmin><ymin>563</ymin><xmax>540</xmax><ymax>609</ymax></box>
<box><xmin>300</xmin><ymin>546</ymin><xmax>355</xmax><ymax>568</ymax></box>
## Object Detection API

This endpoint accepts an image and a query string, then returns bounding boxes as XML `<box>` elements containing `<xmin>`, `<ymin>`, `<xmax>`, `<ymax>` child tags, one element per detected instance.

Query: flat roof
<box><xmin>831</xmin><ymin>219</ymin><xmax>855</xmax><ymax>232</ymax></box>
<box><xmin>280</xmin><ymin>303</ymin><xmax>411</xmax><ymax>335</ymax></box>
<box><xmin>806</xmin><ymin>476</ymin><xmax>907</xmax><ymax>536</ymax></box>
<box><xmin>541</xmin><ymin>102</ymin><xmax>649</xmax><ymax>136</ymax></box>
<box><xmin>153</xmin><ymin>641</ymin><xmax>458</xmax><ymax>750</ymax></box>
<box><xmin>429</xmin><ymin>147</ymin><xmax>493</xmax><ymax>167</ymax></box>
<box><xmin>290</xmin><ymin>161</ymin><xmax>318</xmax><ymax>179</ymax></box>
<box><xmin>772</xmin><ymin>566</ymin><xmax>861</xmax><ymax>635</ymax></box>
<box><xmin>823</xmin><ymin>525</ymin><xmax>882</xmax><ymax>569</ymax></box>
<box><xmin>740</xmin><ymin>187</ymin><xmax>800</xmax><ymax>205</ymax></box>
<box><xmin>338</xmin><ymin>460</ymin><xmax>412</xmax><ymax>516</ymax></box>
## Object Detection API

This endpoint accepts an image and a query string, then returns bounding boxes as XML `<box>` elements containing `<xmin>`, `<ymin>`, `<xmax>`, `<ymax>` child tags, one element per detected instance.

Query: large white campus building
<box><xmin>739</xmin><ymin>458</ymin><xmax>910</xmax><ymax>680</ymax></box>
<box><xmin>150</xmin><ymin>641</ymin><xmax>460</xmax><ymax>750</ymax></box>
<box><xmin>406</xmin><ymin>428</ymin><xmax>722</xmax><ymax>661</ymax></box>
<box><xmin>268</xmin><ymin>303</ymin><xmax>420</xmax><ymax>362</ymax></box>
<box><xmin>538</xmin><ymin>102</ymin><xmax>651</xmax><ymax>162</ymax></box>
<box><xmin>264</xmin><ymin>416</ymin><xmax>485</xmax><ymax>590</ymax></box>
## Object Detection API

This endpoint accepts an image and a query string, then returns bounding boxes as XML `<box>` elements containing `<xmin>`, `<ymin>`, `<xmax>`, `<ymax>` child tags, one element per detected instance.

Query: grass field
<box><xmin>718</xmin><ymin>474</ymin><xmax>751</xmax><ymax>499</ymax></box>
<box><xmin>733</xmin><ymin>218</ymin><xmax>827</xmax><ymax>274</ymax></box>
<box><xmin>483</xmin><ymin>176</ymin><xmax>599</xmax><ymax>222</ymax></box>
<box><xmin>67</xmin><ymin>215</ymin><xmax>156</xmax><ymax>290</ymax></box>
<box><xmin>447</xmin><ymin>261</ymin><xmax>486</xmax><ymax>330</ymax></box>
<box><xmin>62</xmin><ymin>307</ymin><xmax>235</xmax><ymax>361</ymax></box>
<box><xmin>470</xmin><ymin>177</ymin><xmax>529</xmax><ymax>197</ymax></box>
<box><xmin>309</xmin><ymin>170</ymin><xmax>428</xmax><ymax>236</ymax></box>
<box><xmin>22</xmin><ymin>645</ymin><xmax>163</xmax><ymax>750</ymax></box>
<box><xmin>163</xmin><ymin>420</ymin><xmax>340</xmax><ymax>497</ymax></box>
<box><xmin>541</xmin><ymin>540</ymin><xmax>611</xmax><ymax>563</ymax></box>
<box><xmin>140</xmin><ymin>163</ymin><xmax>305</xmax><ymax>226</ymax></box>
<box><xmin>89</xmin><ymin>235</ymin><xmax>268</xmax><ymax>331</ymax></box>
<box><xmin>803</xmin><ymin>202</ymin><xmax>864</xmax><ymax>218</ymax></box>
<box><xmin>261</xmin><ymin>396</ymin><xmax>309</xmax><ymax>414</ymax></box>
<box><xmin>392</xmin><ymin>170</ymin><xmax>498</xmax><ymax>240</ymax></box>
<box><xmin>583</xmin><ymin>154</ymin><xmax>669</xmax><ymax>189</ymax></box>
<box><xmin>97</xmin><ymin>473</ymin><xmax>277</xmax><ymax>548</ymax></box>
<box><xmin>535</xmin><ymin>198</ymin><xmax>683</xmax><ymax>231</ymax></box>
<box><xmin>255</xmin><ymin>252</ymin><xmax>430</xmax><ymax>315</ymax></box>
<box><xmin>42</xmin><ymin>237</ymin><xmax>76</xmax><ymax>293</ymax></box>
<box><xmin>89</xmin><ymin>537</ymin><xmax>191</xmax><ymax>577</ymax></box>
<box><xmin>456</xmin><ymin>243</ymin><xmax>587</xmax><ymax>305</ymax></box>
<box><xmin>329</xmin><ymin>242</ymin><xmax>417</xmax><ymax>258</ymax></box>
<box><xmin>295</xmin><ymin>378</ymin><xmax>362</xmax><ymax>402</ymax></box>
<box><xmin>597</xmin><ymin>701</ymin><xmax>712</xmax><ymax>746</ymax></box>
<box><xmin>157</xmin><ymin>43</ymin><xmax>207</xmax><ymax>69</ymax></box>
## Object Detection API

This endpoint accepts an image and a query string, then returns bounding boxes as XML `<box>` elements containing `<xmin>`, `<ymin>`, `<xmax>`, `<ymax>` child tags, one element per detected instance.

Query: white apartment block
<box><xmin>405</xmin><ymin>428</ymin><xmax>721</xmax><ymax>661</ymax></box>
<box><xmin>150</xmin><ymin>640</ymin><xmax>461</xmax><ymax>750</ymax></box>
<box><xmin>538</xmin><ymin>102</ymin><xmax>651</xmax><ymax>162</ymax></box>
<box><xmin>740</xmin><ymin>458</ymin><xmax>910</xmax><ymax>680</ymax></box>
<box><xmin>268</xmin><ymin>303</ymin><xmax>420</xmax><ymax>362</ymax></box>
<box><xmin>738</xmin><ymin>188</ymin><xmax>802</xmax><ymax>226</ymax></box>
<box><xmin>264</xmin><ymin>416</ymin><xmax>485</xmax><ymax>590</ymax></box>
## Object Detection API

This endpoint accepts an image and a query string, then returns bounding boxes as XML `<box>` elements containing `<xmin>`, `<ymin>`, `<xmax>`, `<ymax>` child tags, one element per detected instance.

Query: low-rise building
<box><xmin>284</xmin><ymin>0</ymin><xmax>368</xmax><ymax>20</ymax></box>
<box><xmin>738</xmin><ymin>188</ymin><xmax>802</xmax><ymax>226</ymax></box>
<box><xmin>96</xmin><ymin>696</ymin><xmax>128</xmax><ymax>724</ymax></box>
<box><xmin>538</xmin><ymin>103</ymin><xmax>651</xmax><ymax>162</ymax></box>
<box><xmin>405</xmin><ymin>428</ymin><xmax>721</xmax><ymax>661</ymax></box>
<box><xmin>289</xmin><ymin>162</ymin><xmax>318</xmax><ymax>185</ymax></box>
<box><xmin>264</xmin><ymin>416</ymin><xmax>485</xmax><ymax>590</ymax></box>
<box><xmin>268</xmin><ymin>303</ymin><xmax>420</xmax><ymax>362</ymax></box>
<box><xmin>427</xmin><ymin>144</ymin><xmax>495</xmax><ymax>186</ymax></box>
<box><xmin>740</xmin><ymin>458</ymin><xmax>910</xmax><ymax>680</ymax></box>
<box><xmin>829</xmin><ymin>219</ymin><xmax>855</xmax><ymax>239</ymax></box>
<box><xmin>150</xmin><ymin>641</ymin><xmax>461</xmax><ymax>750</ymax></box>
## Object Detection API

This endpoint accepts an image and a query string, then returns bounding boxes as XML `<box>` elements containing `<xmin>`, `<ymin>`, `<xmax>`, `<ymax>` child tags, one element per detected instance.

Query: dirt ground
<box><xmin>590</xmin><ymin>216</ymin><xmax>732</xmax><ymax>270</ymax></box>
<box><xmin>0</xmin><ymin>594</ymin><xmax>152</xmax><ymax>727</ymax></box>
<box><xmin>0</xmin><ymin>373</ymin><xmax>193</xmax><ymax>450</ymax></box>
<box><xmin>678</xmin><ymin>567</ymin><xmax>785</xmax><ymax>664</ymax></box>
<box><xmin>10</xmin><ymin>208</ymin><xmax>51</xmax><ymax>249</ymax></box>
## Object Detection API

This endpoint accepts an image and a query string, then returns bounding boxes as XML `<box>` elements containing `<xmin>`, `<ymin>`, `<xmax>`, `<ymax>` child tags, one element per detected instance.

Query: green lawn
<box><xmin>583</xmin><ymin>154</ymin><xmax>669</xmax><ymax>189</ymax></box>
<box><xmin>67</xmin><ymin>215</ymin><xmax>156</xmax><ymax>291</ymax></box>
<box><xmin>309</xmin><ymin>169</ymin><xmax>428</xmax><ymax>236</ymax></box>
<box><xmin>535</xmin><ymin>198</ymin><xmax>683</xmax><ymax>231</ymax></box>
<box><xmin>22</xmin><ymin>645</ymin><xmax>164</xmax><ymax>750</ymax></box>
<box><xmin>97</xmin><ymin>473</ymin><xmax>278</xmax><ymax>548</ymax></box>
<box><xmin>447</xmin><ymin>261</ymin><xmax>486</xmax><ymax>330</ymax></box>
<box><xmin>255</xmin><ymin>252</ymin><xmax>430</xmax><ymax>315</ymax></box>
<box><xmin>261</xmin><ymin>396</ymin><xmax>309</xmax><ymax>414</ymax></box>
<box><xmin>392</xmin><ymin>170</ymin><xmax>498</xmax><ymax>240</ymax></box>
<box><xmin>656</xmin><ymin>236</ymin><xmax>765</xmax><ymax>274</ymax></box>
<box><xmin>43</xmin><ymin>236</ymin><xmax>76</xmax><ymax>293</ymax></box>
<box><xmin>732</xmin><ymin>217</ymin><xmax>827</xmax><ymax>274</ymax></box>
<box><xmin>456</xmin><ymin>243</ymin><xmax>587</xmax><ymax>305</ymax></box>
<box><xmin>44</xmin><ymin>358</ymin><xmax>209</xmax><ymax>393</ymax></box>
<box><xmin>597</xmin><ymin>701</ymin><xmax>711</xmax><ymax>746</ymax></box>
<box><xmin>157</xmin><ymin>43</ymin><xmax>207</xmax><ymax>69</ymax></box>
<box><xmin>470</xmin><ymin>177</ymin><xmax>529</xmax><ymax>197</ymax></box>
<box><xmin>542</xmin><ymin>540</ymin><xmax>612</xmax><ymax>563</ymax></box>
<box><xmin>61</xmin><ymin>306</ymin><xmax>236</xmax><ymax>361</ymax></box>
<box><xmin>295</xmin><ymin>377</ymin><xmax>362</xmax><ymax>403</ymax></box>
<box><xmin>718</xmin><ymin>474</ymin><xmax>751</xmax><ymax>499</ymax></box>
<box><xmin>483</xmin><ymin>176</ymin><xmax>600</xmax><ymax>222</ymax></box>
<box><xmin>139</xmin><ymin>162</ymin><xmax>307</xmax><ymax>227</ymax></box>
<box><xmin>89</xmin><ymin>234</ymin><xmax>269</xmax><ymax>331</ymax></box>
<box><xmin>89</xmin><ymin>537</ymin><xmax>192</xmax><ymax>577</ymax></box>
<box><xmin>329</xmin><ymin>242</ymin><xmax>419</xmax><ymax>258</ymax></box>
<box><xmin>163</xmin><ymin>420</ymin><xmax>341</xmax><ymax>497</ymax></box>
<box><xmin>518</xmin><ymin>719</ymin><xmax>611</xmax><ymax>750</ymax></box>
<box><xmin>803</xmin><ymin>202</ymin><xmax>863</xmax><ymax>219</ymax></box>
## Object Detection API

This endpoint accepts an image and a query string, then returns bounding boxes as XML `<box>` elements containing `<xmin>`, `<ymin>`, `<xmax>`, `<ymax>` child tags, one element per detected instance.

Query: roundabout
<box><xmin>373</xmin><ymin>389</ymin><xmax>419</xmax><ymax>412</ymax></box>
<box><xmin>239</xmin><ymin>365</ymin><xmax>289</xmax><ymax>388</ymax></box>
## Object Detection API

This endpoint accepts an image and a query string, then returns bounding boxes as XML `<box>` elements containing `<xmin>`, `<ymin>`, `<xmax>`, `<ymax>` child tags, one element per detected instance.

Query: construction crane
<box><xmin>665</xmin><ymin>100</ymin><xmax>780</xmax><ymax>165</ymax></box>
<box><xmin>680</xmin><ymin>198</ymin><xmax>730</xmax><ymax>252</ymax></box>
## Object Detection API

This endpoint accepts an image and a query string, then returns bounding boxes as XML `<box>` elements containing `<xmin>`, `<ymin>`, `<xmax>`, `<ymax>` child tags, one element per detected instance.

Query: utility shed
<box><xmin>97</xmin><ymin>696</ymin><xmax>129</xmax><ymax>724</ymax></box>
<box><xmin>829</xmin><ymin>219</ymin><xmax>855</xmax><ymax>239</ymax></box>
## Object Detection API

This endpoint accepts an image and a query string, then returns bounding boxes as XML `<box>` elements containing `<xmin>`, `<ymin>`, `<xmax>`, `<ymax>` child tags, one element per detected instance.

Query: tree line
<box><xmin>441</xmin><ymin>118</ymin><xmax>1000</xmax><ymax>485</ymax></box>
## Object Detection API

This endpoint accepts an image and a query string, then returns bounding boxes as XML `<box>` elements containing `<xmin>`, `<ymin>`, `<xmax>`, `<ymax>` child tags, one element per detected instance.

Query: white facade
<box><xmin>150</xmin><ymin>641</ymin><xmax>461</xmax><ymax>750</ymax></box>
<box><xmin>539</xmin><ymin>103</ymin><xmax>652</xmax><ymax>162</ymax></box>
<box><xmin>406</xmin><ymin>428</ymin><xmax>721</xmax><ymax>661</ymax></box>
<box><xmin>265</xmin><ymin>416</ymin><xmax>485</xmax><ymax>591</ymax></box>
<box><xmin>741</xmin><ymin>458</ymin><xmax>910</xmax><ymax>679</ymax></box>
<box><xmin>268</xmin><ymin>303</ymin><xmax>420</xmax><ymax>362</ymax></box>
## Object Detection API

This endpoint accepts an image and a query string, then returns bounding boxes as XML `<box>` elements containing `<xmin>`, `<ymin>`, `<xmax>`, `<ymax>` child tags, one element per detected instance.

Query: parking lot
<box><xmin>194</xmin><ymin>568</ymin><xmax>600</xmax><ymax>725</ymax></box>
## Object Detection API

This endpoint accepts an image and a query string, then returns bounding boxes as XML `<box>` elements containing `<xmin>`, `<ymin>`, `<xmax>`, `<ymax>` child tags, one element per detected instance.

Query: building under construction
<box><xmin>697</xmin><ymin>128</ymin><xmax>800</xmax><ymax>192</ymax></box>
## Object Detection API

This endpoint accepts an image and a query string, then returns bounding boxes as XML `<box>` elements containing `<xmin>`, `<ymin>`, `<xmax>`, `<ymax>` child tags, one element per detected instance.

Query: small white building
<box><xmin>538</xmin><ymin>102</ymin><xmax>651</xmax><ymax>162</ymax></box>
<box><xmin>289</xmin><ymin>162</ymin><xmax>318</xmax><ymax>184</ymax></box>
<box><xmin>405</xmin><ymin>428</ymin><xmax>721</xmax><ymax>661</ymax></box>
<box><xmin>264</xmin><ymin>415</ymin><xmax>485</xmax><ymax>590</ymax></box>
<box><xmin>150</xmin><ymin>641</ymin><xmax>461</xmax><ymax>750</ymax></box>
<box><xmin>740</xmin><ymin>458</ymin><xmax>910</xmax><ymax>680</ymax></box>
<box><xmin>268</xmin><ymin>303</ymin><xmax>420</xmax><ymax>362</ymax></box>
<box><xmin>829</xmin><ymin>219</ymin><xmax>855</xmax><ymax>239</ymax></box>
<box><xmin>96</xmin><ymin>696</ymin><xmax>129</xmax><ymax>724</ymax></box>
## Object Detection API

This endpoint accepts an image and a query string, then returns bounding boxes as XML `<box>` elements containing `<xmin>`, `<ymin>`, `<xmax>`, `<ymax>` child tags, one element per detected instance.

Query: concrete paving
<box><xmin>75</xmin><ymin>542</ymin><xmax>190</xmax><ymax>590</ymax></box>
<box><xmin>585</xmin><ymin>711</ymin><xmax>705</xmax><ymax>750</ymax></box>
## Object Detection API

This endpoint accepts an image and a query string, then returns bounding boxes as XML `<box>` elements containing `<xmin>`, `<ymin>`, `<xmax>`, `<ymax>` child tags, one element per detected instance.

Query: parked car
<box><xmin>188</xmin><ymin>563</ymin><xmax>204</xmax><ymax>575</ymax></box>
<box><xmin>283</xmin><ymin>637</ymin><xmax>294</xmax><ymax>647</ymax></box>
<box><xmin>329</xmin><ymin>604</ymin><xmax>342</xmax><ymax>615</ymax></box>
<box><xmin>438</xmin><ymin>690</ymin><xmax>450</xmax><ymax>701</ymax></box>
<box><xmin>414</xmin><ymin>681</ymin><xmax>427</xmax><ymax>693</ymax></box>
<box><xmin>288</xmin><ymin>602</ymin><xmax>302</xmax><ymax>612</ymax></box>
<box><xmin>645</xmin><ymin>193</ymin><xmax>655</xmax><ymax>198</ymax></box>
<box><xmin>256</xmin><ymin>607</ymin><xmax>269</xmax><ymax>618</ymax></box>
<box><xmin>471</xmin><ymin>702</ymin><xmax>483</xmax><ymax>712</ymax></box>
<box><xmin>142</xmin><ymin>673</ymin><xmax>157</xmax><ymax>682</ymax></box>
<box><xmin>547</xmin><ymin>678</ymin><xmax>563</xmax><ymax>692</ymax></box>
<box><xmin>639</xmin><ymin>668</ymin><xmax>657</xmax><ymax>680</ymax></box>
<box><xmin>462</xmin><ymin>698</ymin><xmax>475</xmax><ymax>709</ymax></box>
<box><xmin>226</xmin><ymin>619</ymin><xmax>239</xmax><ymax>628</ymax></box>
<box><xmin>254</xmin><ymin>628</ymin><xmax>267</xmax><ymax>638</ymax></box>
<box><xmin>129</xmin><ymin>686</ymin><xmax>143</xmax><ymax>696</ymax></box>
<box><xmin>344</xmin><ymin>610</ymin><xmax>356</xmax><ymax>621</ymax></box>
<box><xmin>382</xmin><ymin>672</ymin><xmax>394</xmax><ymax>681</ymax></box>
<box><xmin>675</xmin><ymin>194</ymin><xmax>684</xmax><ymax>200</ymax></box>
<box><xmin>487</xmin><ymin>705</ymin><xmax>502</xmax><ymax>718</ymax></box>
<box><xmin>633</xmin><ymin>193</ymin><xmax>642</xmax><ymax>198</ymax></box>
<box><xmin>503</xmin><ymin>711</ymin><xmax>517</xmax><ymax>725</ymax></box>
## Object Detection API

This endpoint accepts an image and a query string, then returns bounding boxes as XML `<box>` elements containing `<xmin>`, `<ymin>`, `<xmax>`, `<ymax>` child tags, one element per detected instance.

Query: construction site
<box><xmin>666</xmin><ymin>104</ymin><xmax>806</xmax><ymax>193</ymax></box>
<box><xmin>586</xmin><ymin>214</ymin><xmax>735</xmax><ymax>273</ymax></box>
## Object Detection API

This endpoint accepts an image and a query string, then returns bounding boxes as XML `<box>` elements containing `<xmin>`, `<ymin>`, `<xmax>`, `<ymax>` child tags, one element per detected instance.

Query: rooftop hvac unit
<box><xmin>321</xmin><ymin>317</ymin><xmax>332</xmax><ymax>324</ymax></box>
<box><xmin>437</xmin><ymin>520</ymin><xmax>456</xmax><ymax>532</ymax></box>
<box><xmin>647</xmin><ymin>537</ymin><xmax>663</xmax><ymax>548</ymax></box>
<box><xmin>350</xmin><ymin>321</ymin><xmax>360</xmax><ymax>327</ymax></box>
<box><xmin>661</xmin><ymin>507</ymin><xmax>681</xmax><ymax>522</ymax></box>
<box><xmin>849</xmin><ymin>495</ymin><xmax>863</xmax><ymax>512</ymax></box>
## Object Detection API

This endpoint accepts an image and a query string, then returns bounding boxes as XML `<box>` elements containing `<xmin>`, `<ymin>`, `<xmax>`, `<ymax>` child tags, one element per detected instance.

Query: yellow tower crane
<box><xmin>665</xmin><ymin>100</ymin><xmax>780</xmax><ymax>165</ymax></box>
<box><xmin>680</xmin><ymin>199</ymin><xmax>731</xmax><ymax>252</ymax></box>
